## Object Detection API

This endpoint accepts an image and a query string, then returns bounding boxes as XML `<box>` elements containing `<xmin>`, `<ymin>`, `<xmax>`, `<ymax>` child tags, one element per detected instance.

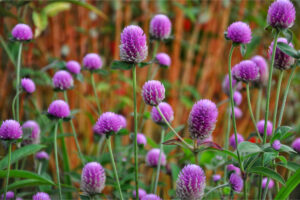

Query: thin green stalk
<box><xmin>132</xmin><ymin>66</ymin><xmax>139</xmax><ymax>199</ymax></box>
<box><xmin>3</xmin><ymin>143</ymin><xmax>12</xmax><ymax>200</ymax></box>
<box><xmin>37</xmin><ymin>162</ymin><xmax>42</xmax><ymax>175</ymax></box>
<box><xmin>223</xmin><ymin>106</ymin><xmax>231</xmax><ymax>183</ymax></box>
<box><xmin>107</xmin><ymin>137</ymin><xmax>124</xmax><ymax>200</ymax></box>
<box><xmin>153</xmin><ymin>128</ymin><xmax>165</xmax><ymax>194</ymax></box>
<box><xmin>244</xmin><ymin>175</ymin><xmax>248</xmax><ymax>200</ymax></box>
<box><xmin>204</xmin><ymin>183</ymin><xmax>229</xmax><ymax>198</ymax></box>
<box><xmin>194</xmin><ymin>140</ymin><xmax>198</xmax><ymax>164</ymax></box>
<box><xmin>256</xmin><ymin>88</ymin><xmax>262</xmax><ymax>121</ymax></box>
<box><xmin>12</xmin><ymin>90</ymin><xmax>22</xmax><ymax>120</ymax></box>
<box><xmin>272</xmin><ymin>70</ymin><xmax>284</xmax><ymax>132</ymax></box>
<box><xmin>54</xmin><ymin>122</ymin><xmax>62</xmax><ymax>199</ymax></box>
<box><xmin>262</xmin><ymin>178</ymin><xmax>271</xmax><ymax>200</ymax></box>
<box><xmin>91</xmin><ymin>73</ymin><xmax>101</xmax><ymax>115</ymax></box>
<box><xmin>96</xmin><ymin>136</ymin><xmax>105</xmax><ymax>157</ymax></box>
<box><xmin>16</xmin><ymin>43</ymin><xmax>23</xmax><ymax>122</ymax></box>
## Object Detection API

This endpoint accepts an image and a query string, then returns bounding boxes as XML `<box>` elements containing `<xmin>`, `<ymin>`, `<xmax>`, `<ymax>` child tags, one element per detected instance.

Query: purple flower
<box><xmin>256</xmin><ymin>120</ymin><xmax>273</xmax><ymax>137</ymax></box>
<box><xmin>227</xmin><ymin>21</ymin><xmax>252</xmax><ymax>44</ymax></box>
<box><xmin>47</xmin><ymin>100</ymin><xmax>70</xmax><ymax>118</ymax></box>
<box><xmin>151</xmin><ymin>102</ymin><xmax>174</xmax><ymax>125</ymax></box>
<box><xmin>21</xmin><ymin>78</ymin><xmax>35</xmax><ymax>94</ymax></box>
<box><xmin>188</xmin><ymin>99</ymin><xmax>218</xmax><ymax>140</ymax></box>
<box><xmin>81</xmin><ymin>162</ymin><xmax>106</xmax><ymax>195</ymax></box>
<box><xmin>291</xmin><ymin>138</ymin><xmax>300</xmax><ymax>153</ymax></box>
<box><xmin>120</xmin><ymin>25</ymin><xmax>148</xmax><ymax>63</ymax></box>
<box><xmin>227</xmin><ymin>164</ymin><xmax>241</xmax><ymax>175</ymax></box>
<box><xmin>272</xmin><ymin>140</ymin><xmax>281</xmax><ymax>150</ymax></box>
<box><xmin>233</xmin><ymin>60</ymin><xmax>260</xmax><ymax>82</ymax></box>
<box><xmin>176</xmin><ymin>164</ymin><xmax>206</xmax><ymax>200</ymax></box>
<box><xmin>233</xmin><ymin>91</ymin><xmax>242</xmax><ymax>106</ymax></box>
<box><xmin>262</xmin><ymin>178</ymin><xmax>275</xmax><ymax>189</ymax></box>
<box><xmin>94</xmin><ymin>112</ymin><xmax>122</xmax><ymax>135</ymax></box>
<box><xmin>35</xmin><ymin>151</ymin><xmax>49</xmax><ymax>161</ymax></box>
<box><xmin>133</xmin><ymin>188</ymin><xmax>147</xmax><ymax>199</ymax></box>
<box><xmin>32</xmin><ymin>192</ymin><xmax>51</xmax><ymax>200</ymax></box>
<box><xmin>142</xmin><ymin>80</ymin><xmax>165</xmax><ymax>106</ymax></box>
<box><xmin>268</xmin><ymin>37</ymin><xmax>295</xmax><ymax>70</ymax></box>
<box><xmin>11</xmin><ymin>24</ymin><xmax>33</xmax><ymax>41</ymax></box>
<box><xmin>229</xmin><ymin>133</ymin><xmax>244</xmax><ymax>149</ymax></box>
<box><xmin>267</xmin><ymin>0</ymin><xmax>295</xmax><ymax>29</ymax></box>
<box><xmin>213</xmin><ymin>174</ymin><xmax>221</xmax><ymax>182</ymax></box>
<box><xmin>229</xmin><ymin>173</ymin><xmax>243</xmax><ymax>193</ymax></box>
<box><xmin>137</xmin><ymin>133</ymin><xmax>147</xmax><ymax>146</ymax></box>
<box><xmin>52</xmin><ymin>70</ymin><xmax>74</xmax><ymax>90</ymax></box>
<box><xmin>150</xmin><ymin>14</ymin><xmax>172</xmax><ymax>40</ymax></box>
<box><xmin>156</xmin><ymin>53</ymin><xmax>171</xmax><ymax>67</ymax></box>
<box><xmin>66</xmin><ymin>60</ymin><xmax>81</xmax><ymax>75</ymax></box>
<box><xmin>83</xmin><ymin>53</ymin><xmax>103</xmax><ymax>70</ymax></box>
<box><xmin>118</xmin><ymin>114</ymin><xmax>127</xmax><ymax>129</ymax></box>
<box><xmin>0</xmin><ymin>120</ymin><xmax>23</xmax><ymax>140</ymax></box>
<box><xmin>22</xmin><ymin>120</ymin><xmax>40</xmax><ymax>144</ymax></box>
<box><xmin>222</xmin><ymin>73</ymin><xmax>242</xmax><ymax>96</ymax></box>
<box><xmin>145</xmin><ymin>148</ymin><xmax>166</xmax><ymax>167</ymax></box>
<box><xmin>1</xmin><ymin>191</ymin><xmax>14</xmax><ymax>200</ymax></box>
<box><xmin>231</xmin><ymin>107</ymin><xmax>243</xmax><ymax>119</ymax></box>
<box><xmin>141</xmin><ymin>194</ymin><xmax>161</xmax><ymax>200</ymax></box>
<box><xmin>251</xmin><ymin>55</ymin><xmax>268</xmax><ymax>86</ymax></box>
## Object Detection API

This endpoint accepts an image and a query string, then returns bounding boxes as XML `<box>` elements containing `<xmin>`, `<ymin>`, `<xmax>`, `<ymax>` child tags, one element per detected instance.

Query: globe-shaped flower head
<box><xmin>137</xmin><ymin>133</ymin><xmax>147</xmax><ymax>147</ymax></box>
<box><xmin>52</xmin><ymin>70</ymin><xmax>74</xmax><ymax>90</ymax></box>
<box><xmin>1</xmin><ymin>191</ymin><xmax>14</xmax><ymax>200</ymax></box>
<box><xmin>227</xmin><ymin>164</ymin><xmax>241</xmax><ymax>175</ymax></box>
<box><xmin>188</xmin><ymin>99</ymin><xmax>218</xmax><ymax>140</ymax></box>
<box><xmin>229</xmin><ymin>173</ymin><xmax>243</xmax><ymax>192</ymax></box>
<box><xmin>83</xmin><ymin>53</ymin><xmax>103</xmax><ymax>70</ymax></box>
<box><xmin>22</xmin><ymin>120</ymin><xmax>40</xmax><ymax>144</ymax></box>
<box><xmin>117</xmin><ymin>114</ymin><xmax>127</xmax><ymax>129</ymax></box>
<box><xmin>120</xmin><ymin>25</ymin><xmax>148</xmax><ymax>63</ymax></box>
<box><xmin>47</xmin><ymin>100</ymin><xmax>70</xmax><ymax>118</ymax></box>
<box><xmin>11</xmin><ymin>24</ymin><xmax>33</xmax><ymax>41</ymax></box>
<box><xmin>145</xmin><ymin>148</ymin><xmax>166</xmax><ymax>167</ymax></box>
<box><xmin>21</xmin><ymin>78</ymin><xmax>36</xmax><ymax>94</ymax></box>
<box><xmin>176</xmin><ymin>164</ymin><xmax>206</xmax><ymax>200</ymax></box>
<box><xmin>156</xmin><ymin>53</ymin><xmax>171</xmax><ymax>67</ymax></box>
<box><xmin>151</xmin><ymin>102</ymin><xmax>174</xmax><ymax>125</ymax></box>
<box><xmin>32</xmin><ymin>192</ymin><xmax>51</xmax><ymax>200</ymax></box>
<box><xmin>233</xmin><ymin>91</ymin><xmax>242</xmax><ymax>106</ymax></box>
<box><xmin>0</xmin><ymin>120</ymin><xmax>23</xmax><ymax>140</ymax></box>
<box><xmin>94</xmin><ymin>112</ymin><xmax>122</xmax><ymax>135</ymax></box>
<box><xmin>229</xmin><ymin>133</ymin><xmax>244</xmax><ymax>149</ymax></box>
<box><xmin>251</xmin><ymin>55</ymin><xmax>268</xmax><ymax>86</ymax></box>
<box><xmin>66</xmin><ymin>60</ymin><xmax>81</xmax><ymax>75</ymax></box>
<box><xmin>141</xmin><ymin>194</ymin><xmax>161</xmax><ymax>200</ymax></box>
<box><xmin>267</xmin><ymin>0</ymin><xmax>295</xmax><ymax>29</ymax></box>
<box><xmin>268</xmin><ymin>37</ymin><xmax>295</xmax><ymax>70</ymax></box>
<box><xmin>227</xmin><ymin>21</ymin><xmax>252</xmax><ymax>44</ymax></box>
<box><xmin>272</xmin><ymin>140</ymin><xmax>281</xmax><ymax>150</ymax></box>
<box><xmin>233</xmin><ymin>60</ymin><xmax>260</xmax><ymax>82</ymax></box>
<box><xmin>35</xmin><ymin>151</ymin><xmax>50</xmax><ymax>161</ymax></box>
<box><xmin>150</xmin><ymin>14</ymin><xmax>172</xmax><ymax>40</ymax></box>
<box><xmin>256</xmin><ymin>120</ymin><xmax>273</xmax><ymax>137</ymax></box>
<box><xmin>81</xmin><ymin>162</ymin><xmax>106</xmax><ymax>195</ymax></box>
<box><xmin>142</xmin><ymin>80</ymin><xmax>165</xmax><ymax>106</ymax></box>
<box><xmin>213</xmin><ymin>174</ymin><xmax>221</xmax><ymax>182</ymax></box>
<box><xmin>262</xmin><ymin>178</ymin><xmax>274</xmax><ymax>189</ymax></box>
<box><xmin>232</xmin><ymin>107</ymin><xmax>243</xmax><ymax>119</ymax></box>
<box><xmin>222</xmin><ymin>73</ymin><xmax>242</xmax><ymax>96</ymax></box>
<box><xmin>291</xmin><ymin>138</ymin><xmax>300</xmax><ymax>153</ymax></box>
<box><xmin>133</xmin><ymin>188</ymin><xmax>147</xmax><ymax>199</ymax></box>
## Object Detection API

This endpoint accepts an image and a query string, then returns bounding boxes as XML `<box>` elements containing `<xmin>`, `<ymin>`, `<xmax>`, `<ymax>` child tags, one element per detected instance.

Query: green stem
<box><xmin>194</xmin><ymin>140</ymin><xmax>198</xmax><ymax>164</ymax></box>
<box><xmin>12</xmin><ymin>90</ymin><xmax>22</xmax><ymax>120</ymax></box>
<box><xmin>54</xmin><ymin>122</ymin><xmax>62</xmax><ymax>199</ymax></box>
<box><xmin>107</xmin><ymin>137</ymin><xmax>124</xmax><ymax>200</ymax></box>
<box><xmin>204</xmin><ymin>183</ymin><xmax>229</xmax><ymax>198</ymax></box>
<box><xmin>224</xmin><ymin>106</ymin><xmax>231</xmax><ymax>183</ymax></box>
<box><xmin>3</xmin><ymin>143</ymin><xmax>12</xmax><ymax>200</ymax></box>
<box><xmin>262</xmin><ymin>178</ymin><xmax>271</xmax><ymax>200</ymax></box>
<box><xmin>16</xmin><ymin>42</ymin><xmax>23</xmax><ymax>122</ymax></box>
<box><xmin>244</xmin><ymin>175</ymin><xmax>248</xmax><ymax>200</ymax></box>
<box><xmin>256</xmin><ymin>88</ymin><xmax>262</xmax><ymax>122</ymax></box>
<box><xmin>272</xmin><ymin>70</ymin><xmax>284</xmax><ymax>133</ymax></box>
<box><xmin>91</xmin><ymin>73</ymin><xmax>101</xmax><ymax>115</ymax></box>
<box><xmin>153</xmin><ymin>128</ymin><xmax>165</xmax><ymax>194</ymax></box>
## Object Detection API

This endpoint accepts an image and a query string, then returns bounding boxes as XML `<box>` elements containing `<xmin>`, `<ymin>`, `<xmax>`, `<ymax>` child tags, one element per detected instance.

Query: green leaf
<box><xmin>275</xmin><ymin>168</ymin><xmax>300</xmax><ymax>200</ymax></box>
<box><xmin>278</xmin><ymin>155</ymin><xmax>287</xmax><ymax>165</ymax></box>
<box><xmin>238</xmin><ymin>141</ymin><xmax>262</xmax><ymax>154</ymax></box>
<box><xmin>80</xmin><ymin>194</ymin><xmax>91</xmax><ymax>200</ymax></box>
<box><xmin>207</xmin><ymin>148</ymin><xmax>238</xmax><ymax>161</ymax></box>
<box><xmin>277</xmin><ymin>42</ymin><xmax>300</xmax><ymax>59</ymax></box>
<box><xmin>170</xmin><ymin>163</ymin><xmax>180</xmax><ymax>185</ymax></box>
<box><xmin>92</xmin><ymin>69</ymin><xmax>109</xmax><ymax>76</ymax></box>
<box><xmin>147</xmin><ymin>136</ymin><xmax>158</xmax><ymax>148</ymax></box>
<box><xmin>0</xmin><ymin>170</ymin><xmax>54</xmax><ymax>185</ymax></box>
<box><xmin>282</xmin><ymin>29</ymin><xmax>293</xmax><ymax>44</ymax></box>
<box><xmin>32</xmin><ymin>11</ymin><xmax>48</xmax><ymax>38</ymax></box>
<box><xmin>43</xmin><ymin>2</ymin><xmax>71</xmax><ymax>17</ymax></box>
<box><xmin>247</xmin><ymin>166</ymin><xmax>285</xmax><ymax>185</ymax></box>
<box><xmin>164</xmin><ymin>125</ymin><xmax>185</xmax><ymax>141</ymax></box>
<box><xmin>110</xmin><ymin>61</ymin><xmax>134</xmax><ymax>70</ymax></box>
<box><xmin>271</xmin><ymin>126</ymin><xmax>293</xmax><ymax>143</ymax></box>
<box><xmin>240</xmin><ymin>44</ymin><xmax>246</xmax><ymax>57</ymax></box>
<box><xmin>138</xmin><ymin>61</ymin><xmax>152</xmax><ymax>68</ymax></box>
<box><xmin>280</xmin><ymin>144</ymin><xmax>296</xmax><ymax>153</ymax></box>
<box><xmin>0</xmin><ymin>179</ymin><xmax>52</xmax><ymax>192</ymax></box>
<box><xmin>0</xmin><ymin>144</ymin><xmax>45</xmax><ymax>169</ymax></box>
<box><xmin>277</xmin><ymin>161</ymin><xmax>300</xmax><ymax>172</ymax></box>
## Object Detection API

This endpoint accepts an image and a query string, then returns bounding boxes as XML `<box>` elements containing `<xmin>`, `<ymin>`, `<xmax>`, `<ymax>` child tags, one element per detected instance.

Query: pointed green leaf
<box><xmin>275</xmin><ymin>168</ymin><xmax>300</xmax><ymax>200</ymax></box>
<box><xmin>0</xmin><ymin>170</ymin><xmax>54</xmax><ymax>185</ymax></box>
<box><xmin>238</xmin><ymin>141</ymin><xmax>262</xmax><ymax>154</ymax></box>
<box><xmin>277</xmin><ymin>42</ymin><xmax>300</xmax><ymax>59</ymax></box>
<box><xmin>247</xmin><ymin>166</ymin><xmax>285</xmax><ymax>185</ymax></box>
<box><xmin>111</xmin><ymin>60</ymin><xmax>134</xmax><ymax>70</ymax></box>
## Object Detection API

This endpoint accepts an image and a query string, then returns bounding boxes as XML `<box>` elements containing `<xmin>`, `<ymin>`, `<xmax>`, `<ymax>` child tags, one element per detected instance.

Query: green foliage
<box><xmin>247</xmin><ymin>166</ymin><xmax>285</xmax><ymax>185</ymax></box>
<box><xmin>275</xmin><ymin>168</ymin><xmax>300</xmax><ymax>200</ymax></box>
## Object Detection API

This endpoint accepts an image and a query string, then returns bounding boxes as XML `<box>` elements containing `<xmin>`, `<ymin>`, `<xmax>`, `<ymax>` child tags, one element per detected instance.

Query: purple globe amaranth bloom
<box><xmin>66</xmin><ymin>60</ymin><xmax>81</xmax><ymax>75</ymax></box>
<box><xmin>137</xmin><ymin>133</ymin><xmax>147</xmax><ymax>146</ymax></box>
<box><xmin>145</xmin><ymin>148</ymin><xmax>166</xmax><ymax>167</ymax></box>
<box><xmin>21</xmin><ymin>78</ymin><xmax>35</xmax><ymax>94</ymax></box>
<box><xmin>251</xmin><ymin>55</ymin><xmax>268</xmax><ymax>86</ymax></box>
<box><xmin>83</xmin><ymin>53</ymin><xmax>103</xmax><ymax>70</ymax></box>
<box><xmin>94</xmin><ymin>112</ymin><xmax>122</xmax><ymax>135</ymax></box>
<box><xmin>213</xmin><ymin>174</ymin><xmax>221</xmax><ymax>182</ymax></box>
<box><xmin>272</xmin><ymin>140</ymin><xmax>281</xmax><ymax>151</ymax></box>
<box><xmin>268</xmin><ymin>37</ymin><xmax>294</xmax><ymax>70</ymax></box>
<box><xmin>291</xmin><ymin>138</ymin><xmax>300</xmax><ymax>153</ymax></box>
<box><xmin>222</xmin><ymin>73</ymin><xmax>242</xmax><ymax>96</ymax></box>
<box><xmin>11</xmin><ymin>24</ymin><xmax>33</xmax><ymax>41</ymax></box>
<box><xmin>141</xmin><ymin>194</ymin><xmax>161</xmax><ymax>200</ymax></box>
<box><xmin>231</xmin><ymin>107</ymin><xmax>243</xmax><ymax>119</ymax></box>
<box><xmin>229</xmin><ymin>173</ymin><xmax>243</xmax><ymax>193</ymax></box>
<box><xmin>120</xmin><ymin>25</ymin><xmax>148</xmax><ymax>63</ymax></box>
<box><xmin>233</xmin><ymin>60</ymin><xmax>260</xmax><ymax>82</ymax></box>
<box><xmin>133</xmin><ymin>188</ymin><xmax>147</xmax><ymax>199</ymax></box>
<box><xmin>47</xmin><ymin>100</ymin><xmax>70</xmax><ymax>119</ymax></box>
<box><xmin>150</xmin><ymin>14</ymin><xmax>172</xmax><ymax>40</ymax></box>
<box><xmin>233</xmin><ymin>91</ymin><xmax>242</xmax><ymax>106</ymax></box>
<box><xmin>229</xmin><ymin>133</ymin><xmax>244</xmax><ymax>149</ymax></box>
<box><xmin>176</xmin><ymin>164</ymin><xmax>206</xmax><ymax>200</ymax></box>
<box><xmin>81</xmin><ymin>162</ymin><xmax>106</xmax><ymax>195</ymax></box>
<box><xmin>267</xmin><ymin>0</ymin><xmax>295</xmax><ymax>29</ymax></box>
<box><xmin>35</xmin><ymin>151</ymin><xmax>49</xmax><ymax>161</ymax></box>
<box><xmin>1</xmin><ymin>191</ymin><xmax>14</xmax><ymax>200</ymax></box>
<box><xmin>32</xmin><ymin>192</ymin><xmax>51</xmax><ymax>200</ymax></box>
<box><xmin>52</xmin><ymin>70</ymin><xmax>74</xmax><ymax>90</ymax></box>
<box><xmin>256</xmin><ymin>120</ymin><xmax>273</xmax><ymax>137</ymax></box>
<box><xmin>0</xmin><ymin>120</ymin><xmax>22</xmax><ymax>140</ymax></box>
<box><xmin>118</xmin><ymin>114</ymin><xmax>127</xmax><ymax>129</ymax></box>
<box><xmin>142</xmin><ymin>80</ymin><xmax>165</xmax><ymax>106</ymax></box>
<box><xmin>227</xmin><ymin>21</ymin><xmax>252</xmax><ymax>44</ymax></box>
<box><xmin>22</xmin><ymin>120</ymin><xmax>40</xmax><ymax>144</ymax></box>
<box><xmin>156</xmin><ymin>53</ymin><xmax>171</xmax><ymax>67</ymax></box>
<box><xmin>227</xmin><ymin>164</ymin><xmax>241</xmax><ymax>175</ymax></box>
<box><xmin>188</xmin><ymin>99</ymin><xmax>218</xmax><ymax>140</ymax></box>
<box><xmin>151</xmin><ymin>102</ymin><xmax>174</xmax><ymax>125</ymax></box>
<box><xmin>262</xmin><ymin>177</ymin><xmax>275</xmax><ymax>189</ymax></box>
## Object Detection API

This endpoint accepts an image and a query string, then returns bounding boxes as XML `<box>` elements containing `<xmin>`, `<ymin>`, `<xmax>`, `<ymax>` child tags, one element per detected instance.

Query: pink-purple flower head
<box><xmin>133</xmin><ymin>188</ymin><xmax>147</xmax><ymax>199</ymax></box>
<box><xmin>120</xmin><ymin>25</ymin><xmax>148</xmax><ymax>63</ymax></box>
<box><xmin>22</xmin><ymin>120</ymin><xmax>40</xmax><ymax>145</ymax></box>
<box><xmin>176</xmin><ymin>164</ymin><xmax>206</xmax><ymax>200</ymax></box>
<box><xmin>227</xmin><ymin>164</ymin><xmax>241</xmax><ymax>175</ymax></box>
<box><xmin>269</xmin><ymin>37</ymin><xmax>295</xmax><ymax>70</ymax></box>
<box><xmin>233</xmin><ymin>60</ymin><xmax>260</xmax><ymax>82</ymax></box>
<box><xmin>256</xmin><ymin>120</ymin><xmax>273</xmax><ymax>137</ymax></box>
<box><xmin>272</xmin><ymin>140</ymin><xmax>281</xmax><ymax>151</ymax></box>
<box><xmin>52</xmin><ymin>70</ymin><xmax>74</xmax><ymax>90</ymax></box>
<box><xmin>213</xmin><ymin>174</ymin><xmax>221</xmax><ymax>182</ymax></box>
<box><xmin>11</xmin><ymin>24</ymin><xmax>33</xmax><ymax>41</ymax></box>
<box><xmin>141</xmin><ymin>194</ymin><xmax>162</xmax><ymax>200</ymax></box>
<box><xmin>1</xmin><ymin>191</ymin><xmax>14</xmax><ymax>200</ymax></box>
<box><xmin>35</xmin><ymin>151</ymin><xmax>49</xmax><ymax>161</ymax></box>
<box><xmin>156</xmin><ymin>53</ymin><xmax>171</xmax><ymax>68</ymax></box>
<box><xmin>32</xmin><ymin>192</ymin><xmax>51</xmax><ymax>200</ymax></box>
<box><xmin>150</xmin><ymin>14</ymin><xmax>172</xmax><ymax>40</ymax></box>
<box><xmin>233</xmin><ymin>91</ymin><xmax>242</xmax><ymax>106</ymax></box>
<box><xmin>262</xmin><ymin>178</ymin><xmax>274</xmax><ymax>189</ymax></box>
<box><xmin>47</xmin><ymin>100</ymin><xmax>70</xmax><ymax>119</ymax></box>
<box><xmin>188</xmin><ymin>99</ymin><xmax>218</xmax><ymax>140</ymax></box>
<box><xmin>229</xmin><ymin>173</ymin><xmax>243</xmax><ymax>193</ymax></box>
<box><xmin>222</xmin><ymin>73</ymin><xmax>242</xmax><ymax>96</ymax></box>
<box><xmin>229</xmin><ymin>133</ymin><xmax>244</xmax><ymax>149</ymax></box>
<box><xmin>0</xmin><ymin>120</ymin><xmax>23</xmax><ymax>140</ymax></box>
<box><xmin>142</xmin><ymin>80</ymin><xmax>165</xmax><ymax>106</ymax></box>
<box><xmin>117</xmin><ymin>114</ymin><xmax>127</xmax><ymax>129</ymax></box>
<box><xmin>81</xmin><ymin>162</ymin><xmax>106</xmax><ymax>195</ymax></box>
<box><xmin>137</xmin><ymin>133</ymin><xmax>147</xmax><ymax>147</ymax></box>
<box><xmin>231</xmin><ymin>107</ymin><xmax>243</xmax><ymax>119</ymax></box>
<box><xmin>94</xmin><ymin>112</ymin><xmax>122</xmax><ymax>136</ymax></box>
<box><xmin>66</xmin><ymin>60</ymin><xmax>81</xmax><ymax>75</ymax></box>
<box><xmin>291</xmin><ymin>138</ymin><xmax>300</xmax><ymax>153</ymax></box>
<box><xmin>226</xmin><ymin>21</ymin><xmax>252</xmax><ymax>44</ymax></box>
<box><xmin>251</xmin><ymin>55</ymin><xmax>268</xmax><ymax>86</ymax></box>
<box><xmin>151</xmin><ymin>102</ymin><xmax>174</xmax><ymax>125</ymax></box>
<box><xmin>145</xmin><ymin>148</ymin><xmax>166</xmax><ymax>167</ymax></box>
<box><xmin>83</xmin><ymin>53</ymin><xmax>103</xmax><ymax>70</ymax></box>
<box><xmin>21</xmin><ymin>78</ymin><xmax>35</xmax><ymax>94</ymax></box>
<box><xmin>267</xmin><ymin>0</ymin><xmax>295</xmax><ymax>30</ymax></box>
